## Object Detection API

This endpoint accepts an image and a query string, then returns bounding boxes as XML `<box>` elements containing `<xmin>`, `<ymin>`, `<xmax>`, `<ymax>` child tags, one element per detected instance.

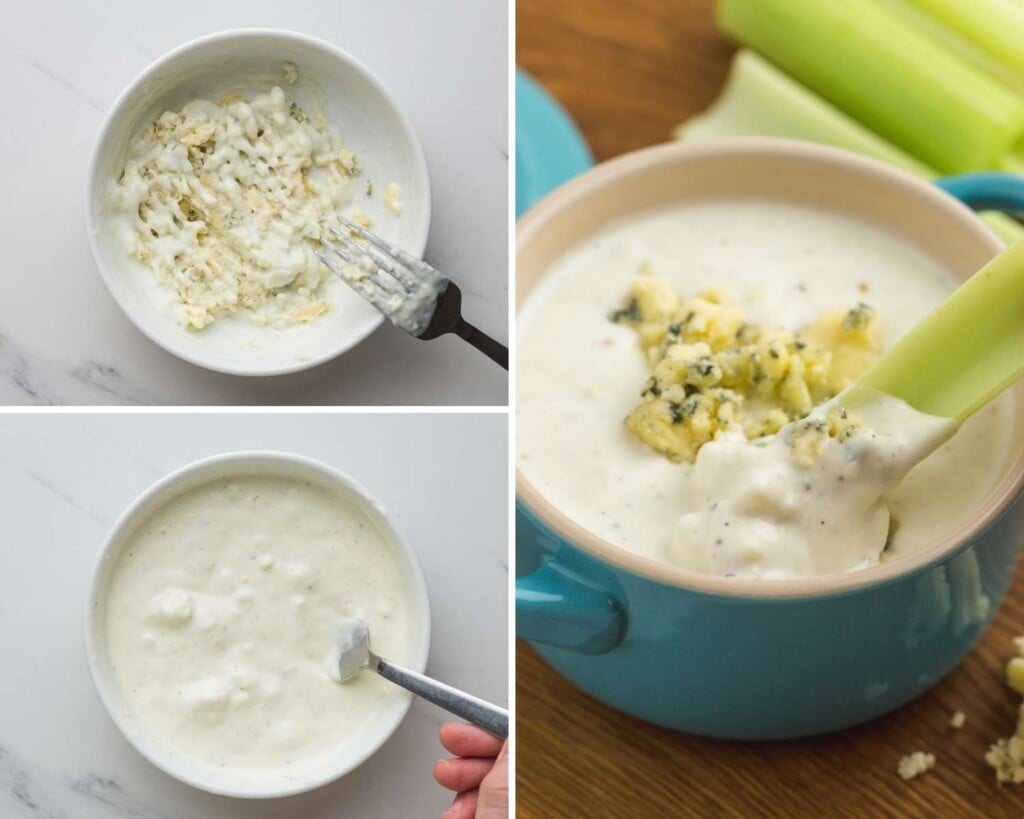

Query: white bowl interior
<box><xmin>88</xmin><ymin>30</ymin><xmax>430</xmax><ymax>375</ymax></box>
<box><xmin>86</xmin><ymin>452</ymin><xmax>431</xmax><ymax>798</ymax></box>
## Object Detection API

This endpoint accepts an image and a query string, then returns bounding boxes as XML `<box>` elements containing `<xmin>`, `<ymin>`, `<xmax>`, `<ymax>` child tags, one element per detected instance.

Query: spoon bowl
<box><xmin>330</xmin><ymin>617</ymin><xmax>509</xmax><ymax>739</ymax></box>
<box><xmin>329</xmin><ymin>617</ymin><xmax>373</xmax><ymax>683</ymax></box>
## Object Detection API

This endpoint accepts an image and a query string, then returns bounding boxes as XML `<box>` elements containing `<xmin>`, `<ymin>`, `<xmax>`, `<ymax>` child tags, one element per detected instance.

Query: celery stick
<box><xmin>675</xmin><ymin>52</ymin><xmax>931</xmax><ymax>177</ymax></box>
<box><xmin>675</xmin><ymin>51</ymin><xmax>1024</xmax><ymax>244</ymax></box>
<box><xmin>1001</xmin><ymin>152</ymin><xmax>1024</xmax><ymax>175</ymax></box>
<box><xmin>901</xmin><ymin>0</ymin><xmax>1024</xmax><ymax>78</ymax></box>
<box><xmin>883</xmin><ymin>0</ymin><xmax>1024</xmax><ymax>94</ymax></box>
<box><xmin>717</xmin><ymin>0</ymin><xmax>1024</xmax><ymax>174</ymax></box>
<box><xmin>853</xmin><ymin>236</ymin><xmax>1024</xmax><ymax>422</ymax></box>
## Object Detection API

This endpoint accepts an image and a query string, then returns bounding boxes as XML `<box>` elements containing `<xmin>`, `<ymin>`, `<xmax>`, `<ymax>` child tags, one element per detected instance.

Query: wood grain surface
<box><xmin>515</xmin><ymin>1</ymin><xmax>1024</xmax><ymax>816</ymax></box>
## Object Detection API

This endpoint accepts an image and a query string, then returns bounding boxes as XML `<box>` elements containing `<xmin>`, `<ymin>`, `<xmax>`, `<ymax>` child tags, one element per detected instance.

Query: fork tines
<box><xmin>316</xmin><ymin>217</ymin><xmax>447</xmax><ymax>335</ymax></box>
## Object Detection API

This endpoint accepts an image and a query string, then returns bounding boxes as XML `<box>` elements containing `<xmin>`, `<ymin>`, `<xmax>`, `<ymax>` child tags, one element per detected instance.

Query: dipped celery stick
<box><xmin>851</xmin><ymin>237</ymin><xmax>1024</xmax><ymax>422</ymax></box>
<box><xmin>717</xmin><ymin>0</ymin><xmax>1024</xmax><ymax>174</ymax></box>
<box><xmin>676</xmin><ymin>51</ymin><xmax>1024</xmax><ymax>244</ymax></box>
<box><xmin>901</xmin><ymin>0</ymin><xmax>1024</xmax><ymax>79</ymax></box>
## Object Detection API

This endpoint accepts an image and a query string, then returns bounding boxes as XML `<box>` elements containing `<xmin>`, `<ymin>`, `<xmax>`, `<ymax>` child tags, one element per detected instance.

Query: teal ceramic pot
<box><xmin>515</xmin><ymin>139</ymin><xmax>1024</xmax><ymax>740</ymax></box>
<box><xmin>515</xmin><ymin>70</ymin><xmax>592</xmax><ymax>217</ymax></box>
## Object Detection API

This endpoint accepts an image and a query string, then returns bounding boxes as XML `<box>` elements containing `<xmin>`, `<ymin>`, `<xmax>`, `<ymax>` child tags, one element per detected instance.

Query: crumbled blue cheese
<box><xmin>613</xmin><ymin>277</ymin><xmax>880</xmax><ymax>462</ymax></box>
<box><xmin>843</xmin><ymin>302</ymin><xmax>877</xmax><ymax>332</ymax></box>
<box><xmin>114</xmin><ymin>80</ymin><xmax>360</xmax><ymax>330</ymax></box>
<box><xmin>384</xmin><ymin>182</ymin><xmax>403</xmax><ymax>216</ymax></box>
<box><xmin>987</xmin><ymin>637</ymin><xmax>1024</xmax><ymax>783</ymax></box>
<box><xmin>786</xmin><ymin>404</ymin><xmax>863</xmax><ymax>467</ymax></box>
<box><xmin>897</xmin><ymin>751</ymin><xmax>936</xmax><ymax>781</ymax></box>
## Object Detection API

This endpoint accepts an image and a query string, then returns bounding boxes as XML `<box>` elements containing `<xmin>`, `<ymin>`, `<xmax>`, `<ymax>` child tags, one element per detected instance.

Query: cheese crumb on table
<box><xmin>897</xmin><ymin>751</ymin><xmax>936</xmax><ymax>781</ymax></box>
<box><xmin>611</xmin><ymin>272</ymin><xmax>880</xmax><ymax>462</ymax></box>
<box><xmin>950</xmin><ymin>711</ymin><xmax>966</xmax><ymax>729</ymax></box>
<box><xmin>114</xmin><ymin>68</ymin><xmax>361</xmax><ymax>331</ymax></box>
<box><xmin>986</xmin><ymin>637</ymin><xmax>1024</xmax><ymax>783</ymax></box>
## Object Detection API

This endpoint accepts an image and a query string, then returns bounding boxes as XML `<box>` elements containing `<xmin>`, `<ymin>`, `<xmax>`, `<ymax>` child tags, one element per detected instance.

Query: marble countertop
<box><xmin>0</xmin><ymin>413</ymin><xmax>508</xmax><ymax>817</ymax></box>
<box><xmin>0</xmin><ymin>0</ymin><xmax>507</xmax><ymax>405</ymax></box>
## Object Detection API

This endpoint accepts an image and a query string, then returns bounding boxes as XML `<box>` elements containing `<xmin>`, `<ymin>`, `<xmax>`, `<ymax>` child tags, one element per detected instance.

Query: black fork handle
<box><xmin>455</xmin><ymin>319</ymin><xmax>508</xmax><ymax>370</ymax></box>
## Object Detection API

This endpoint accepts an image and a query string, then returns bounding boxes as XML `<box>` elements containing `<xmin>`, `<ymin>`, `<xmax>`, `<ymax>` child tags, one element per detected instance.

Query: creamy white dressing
<box><xmin>518</xmin><ymin>201</ymin><xmax>1017</xmax><ymax>575</ymax></box>
<box><xmin>104</xmin><ymin>474</ymin><xmax>414</xmax><ymax>775</ymax></box>
<box><xmin>670</xmin><ymin>394</ymin><xmax>957</xmax><ymax>579</ymax></box>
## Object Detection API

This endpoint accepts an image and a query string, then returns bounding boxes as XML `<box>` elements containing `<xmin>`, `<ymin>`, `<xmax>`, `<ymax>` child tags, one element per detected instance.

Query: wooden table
<box><xmin>516</xmin><ymin>1</ymin><xmax>1024</xmax><ymax>815</ymax></box>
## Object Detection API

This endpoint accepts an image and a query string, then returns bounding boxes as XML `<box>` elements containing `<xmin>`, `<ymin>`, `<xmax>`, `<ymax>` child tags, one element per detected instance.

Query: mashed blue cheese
<box><xmin>114</xmin><ymin>84</ymin><xmax>361</xmax><ymax>330</ymax></box>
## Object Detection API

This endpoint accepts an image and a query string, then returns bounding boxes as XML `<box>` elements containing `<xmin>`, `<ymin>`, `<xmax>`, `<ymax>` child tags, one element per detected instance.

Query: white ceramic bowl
<box><xmin>85</xmin><ymin>451</ymin><xmax>432</xmax><ymax>798</ymax></box>
<box><xmin>86</xmin><ymin>29</ymin><xmax>431</xmax><ymax>376</ymax></box>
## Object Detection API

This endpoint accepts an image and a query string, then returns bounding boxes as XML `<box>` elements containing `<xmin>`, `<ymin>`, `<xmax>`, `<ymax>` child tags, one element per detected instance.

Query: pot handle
<box><xmin>516</xmin><ymin>559</ymin><xmax>626</xmax><ymax>655</ymax></box>
<box><xmin>936</xmin><ymin>172</ymin><xmax>1024</xmax><ymax>212</ymax></box>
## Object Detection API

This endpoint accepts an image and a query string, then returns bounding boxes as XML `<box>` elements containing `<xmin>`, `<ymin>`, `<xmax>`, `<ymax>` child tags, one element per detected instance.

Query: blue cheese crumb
<box><xmin>384</xmin><ymin>182</ymin><xmax>403</xmax><ymax>216</ymax></box>
<box><xmin>897</xmin><ymin>751</ymin><xmax>935</xmax><ymax>780</ymax></box>
<box><xmin>986</xmin><ymin>637</ymin><xmax>1024</xmax><ymax>783</ymax></box>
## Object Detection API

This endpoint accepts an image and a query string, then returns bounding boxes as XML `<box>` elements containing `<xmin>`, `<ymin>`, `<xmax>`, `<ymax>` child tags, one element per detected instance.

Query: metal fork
<box><xmin>317</xmin><ymin>218</ymin><xmax>508</xmax><ymax>369</ymax></box>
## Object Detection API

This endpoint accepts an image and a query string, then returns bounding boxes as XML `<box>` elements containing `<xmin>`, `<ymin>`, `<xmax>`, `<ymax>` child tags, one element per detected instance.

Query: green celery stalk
<box><xmin>882</xmin><ymin>0</ymin><xmax>1024</xmax><ymax>94</ymax></box>
<box><xmin>675</xmin><ymin>51</ymin><xmax>1024</xmax><ymax>245</ymax></box>
<box><xmin>1001</xmin><ymin>153</ymin><xmax>1024</xmax><ymax>175</ymax></box>
<box><xmin>675</xmin><ymin>51</ymin><xmax>931</xmax><ymax>177</ymax></box>
<box><xmin>717</xmin><ymin>0</ymin><xmax>1024</xmax><ymax>174</ymax></box>
<box><xmin>900</xmin><ymin>0</ymin><xmax>1024</xmax><ymax>79</ymax></box>
<box><xmin>852</xmin><ymin>236</ymin><xmax>1024</xmax><ymax>422</ymax></box>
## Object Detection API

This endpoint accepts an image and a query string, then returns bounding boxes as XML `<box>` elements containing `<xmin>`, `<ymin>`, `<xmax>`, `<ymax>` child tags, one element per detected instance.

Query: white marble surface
<box><xmin>0</xmin><ymin>0</ymin><xmax>508</xmax><ymax>405</ymax></box>
<box><xmin>0</xmin><ymin>413</ymin><xmax>508</xmax><ymax>817</ymax></box>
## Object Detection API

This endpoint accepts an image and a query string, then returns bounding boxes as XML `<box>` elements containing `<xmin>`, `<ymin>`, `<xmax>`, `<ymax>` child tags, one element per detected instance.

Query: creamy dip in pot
<box><xmin>518</xmin><ymin>200</ymin><xmax>1016</xmax><ymax>576</ymax></box>
<box><xmin>670</xmin><ymin>393</ymin><xmax>958</xmax><ymax>579</ymax></box>
<box><xmin>104</xmin><ymin>473</ymin><xmax>414</xmax><ymax>776</ymax></box>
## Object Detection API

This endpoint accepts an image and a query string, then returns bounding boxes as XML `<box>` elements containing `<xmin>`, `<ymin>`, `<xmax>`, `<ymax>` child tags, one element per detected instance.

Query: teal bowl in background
<box><xmin>515</xmin><ymin>138</ymin><xmax>1024</xmax><ymax>739</ymax></box>
<box><xmin>515</xmin><ymin>70</ymin><xmax>592</xmax><ymax>217</ymax></box>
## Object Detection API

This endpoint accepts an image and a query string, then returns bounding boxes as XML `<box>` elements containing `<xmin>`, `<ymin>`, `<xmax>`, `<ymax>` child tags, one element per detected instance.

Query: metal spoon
<box><xmin>328</xmin><ymin>618</ymin><xmax>508</xmax><ymax>740</ymax></box>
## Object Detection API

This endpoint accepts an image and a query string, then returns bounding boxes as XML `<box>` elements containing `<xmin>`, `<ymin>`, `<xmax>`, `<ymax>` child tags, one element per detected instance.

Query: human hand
<box><xmin>433</xmin><ymin>722</ymin><xmax>508</xmax><ymax>819</ymax></box>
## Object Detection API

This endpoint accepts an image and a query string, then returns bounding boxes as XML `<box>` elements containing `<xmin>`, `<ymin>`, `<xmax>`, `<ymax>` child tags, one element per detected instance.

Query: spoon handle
<box><xmin>375</xmin><ymin>657</ymin><xmax>509</xmax><ymax>739</ymax></box>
